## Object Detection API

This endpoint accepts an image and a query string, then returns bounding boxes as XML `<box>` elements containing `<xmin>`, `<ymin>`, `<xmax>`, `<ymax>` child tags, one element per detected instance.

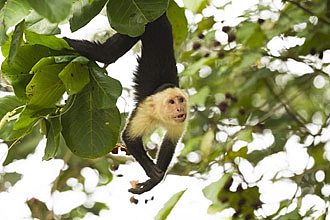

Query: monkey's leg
<box><xmin>122</xmin><ymin>131</ymin><xmax>164</xmax><ymax>194</ymax></box>
<box><xmin>64</xmin><ymin>33</ymin><xmax>139</xmax><ymax>64</ymax></box>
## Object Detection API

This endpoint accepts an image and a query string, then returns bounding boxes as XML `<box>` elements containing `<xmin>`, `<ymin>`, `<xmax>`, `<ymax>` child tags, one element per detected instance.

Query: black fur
<box><xmin>64</xmin><ymin>14</ymin><xmax>180</xmax><ymax>194</ymax></box>
<box><xmin>64</xmin><ymin>34</ymin><xmax>139</xmax><ymax>65</ymax></box>
<box><xmin>133</xmin><ymin>14</ymin><xmax>179</xmax><ymax>102</ymax></box>
<box><xmin>156</xmin><ymin>137</ymin><xmax>176</xmax><ymax>171</ymax></box>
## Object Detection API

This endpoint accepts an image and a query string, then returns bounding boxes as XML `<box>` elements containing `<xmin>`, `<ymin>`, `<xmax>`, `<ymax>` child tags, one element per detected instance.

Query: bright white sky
<box><xmin>1</xmin><ymin>0</ymin><xmax>330</xmax><ymax>219</ymax></box>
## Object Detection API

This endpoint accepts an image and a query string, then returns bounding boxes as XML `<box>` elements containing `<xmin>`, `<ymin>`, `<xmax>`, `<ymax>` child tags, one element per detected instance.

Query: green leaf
<box><xmin>155</xmin><ymin>189</ymin><xmax>186</xmax><ymax>220</ymax></box>
<box><xmin>91</xmin><ymin>159</ymin><xmax>113</xmax><ymax>184</ymax></box>
<box><xmin>59</xmin><ymin>57</ymin><xmax>90</xmax><ymax>95</ymax></box>
<box><xmin>182</xmin><ymin>57</ymin><xmax>216</xmax><ymax>76</ymax></box>
<box><xmin>106</xmin><ymin>0</ymin><xmax>169</xmax><ymax>36</ymax></box>
<box><xmin>0</xmin><ymin>96</ymin><xmax>27</xmax><ymax>141</ymax></box>
<box><xmin>183</xmin><ymin>0</ymin><xmax>207</xmax><ymax>13</ymax></box>
<box><xmin>90</xmin><ymin>64</ymin><xmax>122</xmax><ymax>109</ymax></box>
<box><xmin>0</xmin><ymin>96</ymin><xmax>22</xmax><ymax>121</ymax></box>
<box><xmin>299</xmin><ymin>31</ymin><xmax>330</xmax><ymax>55</ymax></box>
<box><xmin>25</xmin><ymin>11</ymin><xmax>60</xmax><ymax>35</ymax></box>
<box><xmin>167</xmin><ymin>0</ymin><xmax>188</xmax><ymax>55</ymax></box>
<box><xmin>237</xmin><ymin>127</ymin><xmax>253</xmax><ymax>142</ymax></box>
<box><xmin>25</xmin><ymin>31</ymin><xmax>71</xmax><ymax>50</ymax></box>
<box><xmin>225</xmin><ymin>146</ymin><xmax>248</xmax><ymax>162</ymax></box>
<box><xmin>61</xmin><ymin>67</ymin><xmax>122</xmax><ymax>158</ymax></box>
<box><xmin>26</xmin><ymin>60</ymin><xmax>66</xmax><ymax>108</ymax></box>
<box><xmin>0</xmin><ymin>0</ymin><xmax>6</xmax><ymax>10</ymax></box>
<box><xmin>1</xmin><ymin>45</ymin><xmax>63</xmax><ymax>100</ymax></box>
<box><xmin>70</xmin><ymin>0</ymin><xmax>108</xmax><ymax>32</ymax></box>
<box><xmin>8</xmin><ymin>21</ymin><xmax>25</xmax><ymax>65</ymax></box>
<box><xmin>203</xmin><ymin>174</ymin><xmax>231</xmax><ymax>204</ymax></box>
<box><xmin>13</xmin><ymin>106</ymin><xmax>54</xmax><ymax>130</ymax></box>
<box><xmin>237</xmin><ymin>22</ymin><xmax>266</xmax><ymax>49</ymax></box>
<box><xmin>200</xmin><ymin>128</ymin><xmax>214</xmax><ymax>159</ymax></box>
<box><xmin>26</xmin><ymin>0</ymin><xmax>72</xmax><ymax>23</ymax></box>
<box><xmin>4</xmin><ymin>125</ymin><xmax>43</xmax><ymax>164</ymax></box>
<box><xmin>308</xmin><ymin>144</ymin><xmax>327</xmax><ymax>167</ymax></box>
<box><xmin>2</xmin><ymin>0</ymin><xmax>31</xmax><ymax>29</ymax></box>
<box><xmin>0</xmin><ymin>10</ymin><xmax>7</xmax><ymax>45</ymax></box>
<box><xmin>189</xmin><ymin>86</ymin><xmax>210</xmax><ymax>106</ymax></box>
<box><xmin>43</xmin><ymin>117</ymin><xmax>62</xmax><ymax>160</ymax></box>
<box><xmin>197</xmin><ymin>17</ymin><xmax>214</xmax><ymax>33</ymax></box>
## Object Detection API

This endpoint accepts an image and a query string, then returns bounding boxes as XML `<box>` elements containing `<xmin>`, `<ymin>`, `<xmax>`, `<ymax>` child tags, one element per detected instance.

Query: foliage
<box><xmin>1</xmin><ymin>0</ymin><xmax>330</xmax><ymax>219</ymax></box>
<box><xmin>155</xmin><ymin>189</ymin><xmax>186</xmax><ymax>220</ymax></box>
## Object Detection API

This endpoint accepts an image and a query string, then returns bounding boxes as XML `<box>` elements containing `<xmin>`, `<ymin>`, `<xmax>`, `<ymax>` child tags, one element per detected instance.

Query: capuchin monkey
<box><xmin>64</xmin><ymin>14</ymin><xmax>188</xmax><ymax>194</ymax></box>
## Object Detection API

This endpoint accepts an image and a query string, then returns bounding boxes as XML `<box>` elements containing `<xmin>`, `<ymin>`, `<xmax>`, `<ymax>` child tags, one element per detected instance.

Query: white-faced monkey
<box><xmin>64</xmin><ymin>14</ymin><xmax>188</xmax><ymax>194</ymax></box>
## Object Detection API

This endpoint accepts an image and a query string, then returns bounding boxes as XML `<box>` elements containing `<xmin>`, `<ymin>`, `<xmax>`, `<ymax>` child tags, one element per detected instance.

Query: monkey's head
<box><xmin>153</xmin><ymin>87</ymin><xmax>188</xmax><ymax>125</ymax></box>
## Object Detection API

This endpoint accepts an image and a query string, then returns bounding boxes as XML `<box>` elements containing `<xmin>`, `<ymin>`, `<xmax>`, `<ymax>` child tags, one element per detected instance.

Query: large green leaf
<box><xmin>70</xmin><ymin>0</ymin><xmax>108</xmax><ymax>32</ymax></box>
<box><xmin>90</xmin><ymin>65</ymin><xmax>122</xmax><ymax>109</ymax></box>
<box><xmin>25</xmin><ymin>11</ymin><xmax>60</xmax><ymax>35</ymax></box>
<box><xmin>58</xmin><ymin>57</ymin><xmax>90</xmax><ymax>95</ymax></box>
<box><xmin>26</xmin><ymin>61</ymin><xmax>66</xmax><ymax>108</ymax></box>
<box><xmin>2</xmin><ymin>0</ymin><xmax>31</xmax><ymax>29</ymax></box>
<box><xmin>155</xmin><ymin>189</ymin><xmax>186</xmax><ymax>220</ymax></box>
<box><xmin>25</xmin><ymin>31</ymin><xmax>71</xmax><ymax>51</ymax></box>
<box><xmin>0</xmin><ymin>0</ymin><xmax>30</xmax><ymax>45</ymax></box>
<box><xmin>1</xmin><ymin>45</ymin><xmax>62</xmax><ymax>100</ymax></box>
<box><xmin>61</xmin><ymin>66</ymin><xmax>122</xmax><ymax>158</ymax></box>
<box><xmin>106</xmin><ymin>0</ymin><xmax>169</xmax><ymax>36</ymax></box>
<box><xmin>12</xmin><ymin>106</ymin><xmax>48</xmax><ymax>131</ymax></box>
<box><xmin>26</xmin><ymin>0</ymin><xmax>72</xmax><ymax>23</ymax></box>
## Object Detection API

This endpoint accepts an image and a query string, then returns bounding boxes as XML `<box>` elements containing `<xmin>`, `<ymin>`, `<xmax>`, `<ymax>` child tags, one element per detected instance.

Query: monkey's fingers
<box><xmin>128</xmin><ymin>178</ymin><xmax>160</xmax><ymax>194</ymax></box>
<box><xmin>115</xmin><ymin>143</ymin><xmax>126</xmax><ymax>148</ymax></box>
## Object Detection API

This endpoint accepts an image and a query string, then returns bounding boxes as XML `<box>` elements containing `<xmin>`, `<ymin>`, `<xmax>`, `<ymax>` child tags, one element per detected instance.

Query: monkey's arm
<box><xmin>122</xmin><ymin>127</ymin><xmax>165</xmax><ymax>194</ymax></box>
<box><xmin>126</xmin><ymin>135</ymin><xmax>177</xmax><ymax>194</ymax></box>
<box><xmin>156</xmin><ymin>138</ymin><xmax>176</xmax><ymax>171</ymax></box>
<box><xmin>64</xmin><ymin>33</ymin><xmax>139</xmax><ymax>64</ymax></box>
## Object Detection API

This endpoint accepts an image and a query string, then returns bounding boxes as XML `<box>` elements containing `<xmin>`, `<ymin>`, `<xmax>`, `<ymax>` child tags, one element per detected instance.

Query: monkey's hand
<box><xmin>129</xmin><ymin>168</ymin><xmax>164</xmax><ymax>194</ymax></box>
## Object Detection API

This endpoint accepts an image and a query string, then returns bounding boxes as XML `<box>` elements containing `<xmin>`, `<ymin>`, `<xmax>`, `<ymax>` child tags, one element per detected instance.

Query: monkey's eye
<box><xmin>168</xmin><ymin>99</ymin><xmax>175</xmax><ymax>104</ymax></box>
<box><xmin>178</xmin><ymin>97</ymin><xmax>185</xmax><ymax>103</ymax></box>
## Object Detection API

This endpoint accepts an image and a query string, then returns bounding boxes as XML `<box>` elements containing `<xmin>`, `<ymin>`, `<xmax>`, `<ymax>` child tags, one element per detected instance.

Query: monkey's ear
<box><xmin>147</xmin><ymin>98</ymin><xmax>156</xmax><ymax>112</ymax></box>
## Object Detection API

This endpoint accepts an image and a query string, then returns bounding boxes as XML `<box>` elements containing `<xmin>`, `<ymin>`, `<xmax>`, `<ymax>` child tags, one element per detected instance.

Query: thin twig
<box><xmin>264</xmin><ymin>78</ymin><xmax>308</xmax><ymax>133</ymax></box>
<box><xmin>285</xmin><ymin>0</ymin><xmax>330</xmax><ymax>26</ymax></box>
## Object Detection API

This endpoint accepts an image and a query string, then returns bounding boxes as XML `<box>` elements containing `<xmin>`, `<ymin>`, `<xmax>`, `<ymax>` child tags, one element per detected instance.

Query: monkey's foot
<box><xmin>128</xmin><ymin>177</ymin><xmax>162</xmax><ymax>194</ymax></box>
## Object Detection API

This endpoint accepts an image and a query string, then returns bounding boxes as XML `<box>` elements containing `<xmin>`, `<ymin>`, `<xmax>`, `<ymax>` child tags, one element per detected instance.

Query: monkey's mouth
<box><xmin>174</xmin><ymin>114</ymin><xmax>186</xmax><ymax>122</ymax></box>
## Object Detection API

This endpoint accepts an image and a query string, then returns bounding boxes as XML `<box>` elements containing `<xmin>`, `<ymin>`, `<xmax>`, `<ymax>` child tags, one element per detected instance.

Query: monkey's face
<box><xmin>165</xmin><ymin>95</ymin><xmax>187</xmax><ymax>123</ymax></box>
<box><xmin>151</xmin><ymin>88</ymin><xmax>188</xmax><ymax>125</ymax></box>
<box><xmin>155</xmin><ymin>88</ymin><xmax>188</xmax><ymax>124</ymax></box>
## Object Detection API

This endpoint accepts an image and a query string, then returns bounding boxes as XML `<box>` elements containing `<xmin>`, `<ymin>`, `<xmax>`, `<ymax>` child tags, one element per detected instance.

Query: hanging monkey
<box><xmin>64</xmin><ymin>14</ymin><xmax>188</xmax><ymax>194</ymax></box>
